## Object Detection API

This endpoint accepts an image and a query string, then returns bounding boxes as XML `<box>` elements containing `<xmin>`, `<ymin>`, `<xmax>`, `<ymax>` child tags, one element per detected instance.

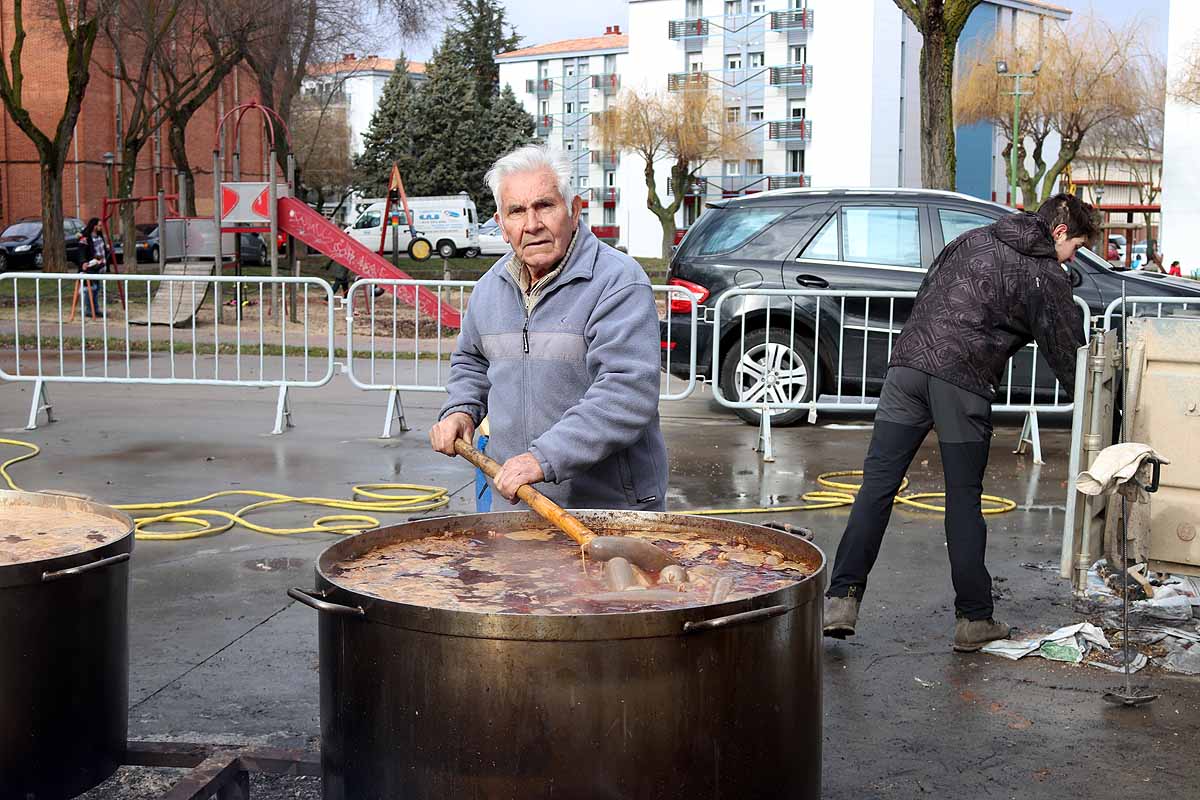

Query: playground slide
<box><xmin>278</xmin><ymin>196</ymin><xmax>463</xmax><ymax>328</ymax></box>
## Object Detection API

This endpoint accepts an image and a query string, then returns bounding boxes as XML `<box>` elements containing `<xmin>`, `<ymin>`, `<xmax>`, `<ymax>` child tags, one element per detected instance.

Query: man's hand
<box><xmin>429</xmin><ymin>412</ymin><xmax>475</xmax><ymax>456</ymax></box>
<box><xmin>494</xmin><ymin>452</ymin><xmax>545</xmax><ymax>503</ymax></box>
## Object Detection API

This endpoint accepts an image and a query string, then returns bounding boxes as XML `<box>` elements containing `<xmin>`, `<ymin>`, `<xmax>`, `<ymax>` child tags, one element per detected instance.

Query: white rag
<box><xmin>1076</xmin><ymin>443</ymin><xmax>1169</xmax><ymax>503</ymax></box>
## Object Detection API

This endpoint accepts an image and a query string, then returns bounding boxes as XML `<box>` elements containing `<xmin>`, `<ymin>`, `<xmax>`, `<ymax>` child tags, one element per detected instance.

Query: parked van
<box><xmin>346</xmin><ymin>194</ymin><xmax>481</xmax><ymax>258</ymax></box>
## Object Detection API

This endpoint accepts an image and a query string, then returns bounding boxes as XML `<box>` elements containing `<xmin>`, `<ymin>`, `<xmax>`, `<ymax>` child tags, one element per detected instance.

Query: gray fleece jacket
<box><xmin>440</xmin><ymin>224</ymin><xmax>668</xmax><ymax>511</ymax></box>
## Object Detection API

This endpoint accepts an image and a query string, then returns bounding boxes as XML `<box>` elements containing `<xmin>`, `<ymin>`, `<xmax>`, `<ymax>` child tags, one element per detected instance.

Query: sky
<box><xmin>380</xmin><ymin>0</ymin><xmax>1170</xmax><ymax>64</ymax></box>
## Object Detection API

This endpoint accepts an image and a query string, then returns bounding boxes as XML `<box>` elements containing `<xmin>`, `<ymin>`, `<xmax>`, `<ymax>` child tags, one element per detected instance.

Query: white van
<box><xmin>346</xmin><ymin>194</ymin><xmax>481</xmax><ymax>258</ymax></box>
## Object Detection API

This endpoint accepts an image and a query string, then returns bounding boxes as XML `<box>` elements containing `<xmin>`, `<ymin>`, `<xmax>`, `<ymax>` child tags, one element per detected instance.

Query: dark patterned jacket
<box><xmin>889</xmin><ymin>213</ymin><xmax>1085</xmax><ymax>400</ymax></box>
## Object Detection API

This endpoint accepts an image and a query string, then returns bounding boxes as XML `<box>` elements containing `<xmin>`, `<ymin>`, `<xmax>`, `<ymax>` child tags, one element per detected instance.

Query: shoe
<box><xmin>953</xmin><ymin>618</ymin><xmax>1011</xmax><ymax>652</ymax></box>
<box><xmin>823</xmin><ymin>596</ymin><xmax>860</xmax><ymax>639</ymax></box>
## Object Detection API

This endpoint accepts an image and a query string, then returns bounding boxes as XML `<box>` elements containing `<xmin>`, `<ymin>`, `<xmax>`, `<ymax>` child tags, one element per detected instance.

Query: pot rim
<box><xmin>0</xmin><ymin>490</ymin><xmax>135</xmax><ymax>589</ymax></box>
<box><xmin>308</xmin><ymin>510</ymin><xmax>827</xmax><ymax>642</ymax></box>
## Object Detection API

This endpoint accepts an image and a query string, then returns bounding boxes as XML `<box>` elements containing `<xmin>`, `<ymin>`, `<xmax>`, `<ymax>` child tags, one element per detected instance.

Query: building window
<box><xmin>747</xmin><ymin>159</ymin><xmax>763</xmax><ymax>176</ymax></box>
<box><xmin>604</xmin><ymin>54</ymin><xmax>617</xmax><ymax>72</ymax></box>
<box><xmin>750</xmin><ymin>1</ymin><xmax>766</xmax><ymax>13</ymax></box>
<box><xmin>724</xmin><ymin>160</ymin><xmax>740</xmax><ymax>176</ymax></box>
<box><xmin>686</xmin><ymin>0</ymin><xmax>703</xmax><ymax>16</ymax></box>
<box><xmin>789</xmin><ymin>101</ymin><xmax>807</xmax><ymax>119</ymax></box>
<box><xmin>566</xmin><ymin>101</ymin><xmax>574</xmax><ymax>114</ymax></box>
<box><xmin>605</xmin><ymin>171</ymin><xmax>615</xmax><ymax>187</ymax></box>
<box><xmin>790</xmin><ymin>45</ymin><xmax>807</xmax><ymax>65</ymax></box>
<box><xmin>565</xmin><ymin>63</ymin><xmax>576</xmax><ymax>78</ymax></box>
<box><xmin>579</xmin><ymin>101</ymin><xmax>589</xmax><ymax>115</ymax></box>
<box><xmin>579</xmin><ymin>174</ymin><xmax>590</xmax><ymax>188</ymax></box>
<box><xmin>688</xmin><ymin>53</ymin><xmax>704</xmax><ymax>72</ymax></box>
<box><xmin>540</xmin><ymin>100</ymin><xmax>549</xmax><ymax>116</ymax></box>
<box><xmin>538</xmin><ymin>60</ymin><xmax>549</xmax><ymax>79</ymax></box>
<box><xmin>726</xmin><ymin>54</ymin><xmax>742</xmax><ymax>70</ymax></box>
<box><xmin>724</xmin><ymin>1</ymin><xmax>740</xmax><ymax>16</ymax></box>
<box><xmin>789</xmin><ymin>149</ymin><xmax>806</xmax><ymax>173</ymax></box>
<box><xmin>604</xmin><ymin>205</ymin><xmax>616</xmax><ymax>225</ymax></box>
<box><xmin>578</xmin><ymin>60</ymin><xmax>589</xmax><ymax>76</ymax></box>
<box><xmin>726</xmin><ymin>106</ymin><xmax>742</xmax><ymax>123</ymax></box>
<box><xmin>789</xmin><ymin>0</ymin><xmax>805</xmax><ymax>9</ymax></box>
<box><xmin>565</xmin><ymin>139</ymin><xmax>575</xmax><ymax>151</ymax></box>
<box><xmin>748</xmin><ymin>105</ymin><xmax>765</xmax><ymax>122</ymax></box>
<box><xmin>749</xmin><ymin>51</ymin><xmax>765</xmax><ymax>69</ymax></box>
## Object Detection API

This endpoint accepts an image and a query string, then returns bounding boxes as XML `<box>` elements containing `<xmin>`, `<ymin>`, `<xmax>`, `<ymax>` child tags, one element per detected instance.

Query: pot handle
<box><xmin>42</xmin><ymin>552</ymin><xmax>130</xmax><ymax>582</ymax></box>
<box><xmin>288</xmin><ymin>587</ymin><xmax>366</xmax><ymax>618</ymax></box>
<box><xmin>683</xmin><ymin>604</ymin><xmax>789</xmax><ymax>634</ymax></box>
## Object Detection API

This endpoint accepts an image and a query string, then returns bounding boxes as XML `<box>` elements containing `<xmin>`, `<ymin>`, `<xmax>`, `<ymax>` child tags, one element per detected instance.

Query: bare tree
<box><xmin>597</xmin><ymin>87</ymin><xmax>749</xmax><ymax>260</ymax></box>
<box><xmin>1123</xmin><ymin>54</ymin><xmax>1165</xmax><ymax>252</ymax></box>
<box><xmin>291</xmin><ymin>91</ymin><xmax>355</xmax><ymax>215</ymax></box>
<box><xmin>892</xmin><ymin>0</ymin><xmax>984</xmax><ymax>190</ymax></box>
<box><xmin>956</xmin><ymin>16</ymin><xmax>1139</xmax><ymax>205</ymax></box>
<box><xmin>0</xmin><ymin>0</ymin><xmax>114</xmax><ymax>271</ymax></box>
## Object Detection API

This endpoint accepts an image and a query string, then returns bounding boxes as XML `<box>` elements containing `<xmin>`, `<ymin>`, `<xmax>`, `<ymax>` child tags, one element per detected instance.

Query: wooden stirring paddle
<box><xmin>454</xmin><ymin>438</ymin><xmax>678</xmax><ymax>572</ymax></box>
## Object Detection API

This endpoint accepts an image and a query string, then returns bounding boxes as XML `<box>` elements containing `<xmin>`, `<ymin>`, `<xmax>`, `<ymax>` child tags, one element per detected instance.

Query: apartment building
<box><xmin>305</xmin><ymin>54</ymin><xmax>428</xmax><ymax>158</ymax></box>
<box><xmin>496</xmin><ymin>27</ymin><xmax>629</xmax><ymax>246</ymax></box>
<box><xmin>495</xmin><ymin>1</ymin><xmax>1069</xmax><ymax>257</ymax></box>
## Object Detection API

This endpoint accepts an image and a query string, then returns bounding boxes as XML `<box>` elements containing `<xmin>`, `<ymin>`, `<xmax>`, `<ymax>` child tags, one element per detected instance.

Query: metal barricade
<box><xmin>0</xmin><ymin>272</ymin><xmax>335</xmax><ymax>433</ymax></box>
<box><xmin>344</xmin><ymin>279</ymin><xmax>699</xmax><ymax>437</ymax></box>
<box><xmin>710</xmin><ymin>288</ymin><xmax>1091</xmax><ymax>461</ymax></box>
<box><xmin>1102</xmin><ymin>296</ymin><xmax>1200</xmax><ymax>331</ymax></box>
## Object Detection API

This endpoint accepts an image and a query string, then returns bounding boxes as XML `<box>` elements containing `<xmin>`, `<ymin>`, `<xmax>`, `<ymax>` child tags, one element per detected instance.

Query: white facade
<box><xmin>496</xmin><ymin>30</ymin><xmax>630</xmax><ymax>245</ymax></box>
<box><xmin>495</xmin><ymin>1</ymin><xmax>1068</xmax><ymax>258</ymax></box>
<box><xmin>1161</xmin><ymin>0</ymin><xmax>1200</xmax><ymax>266</ymax></box>
<box><xmin>303</xmin><ymin>56</ymin><xmax>427</xmax><ymax>158</ymax></box>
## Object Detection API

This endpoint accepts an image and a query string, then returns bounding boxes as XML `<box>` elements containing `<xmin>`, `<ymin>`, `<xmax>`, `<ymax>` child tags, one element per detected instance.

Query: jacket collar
<box><xmin>496</xmin><ymin>223</ymin><xmax>600</xmax><ymax>290</ymax></box>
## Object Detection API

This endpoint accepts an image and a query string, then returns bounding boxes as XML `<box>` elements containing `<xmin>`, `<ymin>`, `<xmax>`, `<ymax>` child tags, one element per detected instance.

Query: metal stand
<box><xmin>1014</xmin><ymin>408</ymin><xmax>1043</xmax><ymax>464</ymax></box>
<box><xmin>272</xmin><ymin>384</ymin><xmax>293</xmax><ymax>435</ymax></box>
<box><xmin>1102</xmin><ymin>493</ymin><xmax>1159</xmax><ymax>708</ymax></box>
<box><xmin>25</xmin><ymin>379</ymin><xmax>54</xmax><ymax>430</ymax></box>
<box><xmin>381</xmin><ymin>387</ymin><xmax>410</xmax><ymax>438</ymax></box>
<box><xmin>121</xmin><ymin>741</ymin><xmax>320</xmax><ymax>800</ymax></box>
<box><xmin>755</xmin><ymin>404</ymin><xmax>775</xmax><ymax>463</ymax></box>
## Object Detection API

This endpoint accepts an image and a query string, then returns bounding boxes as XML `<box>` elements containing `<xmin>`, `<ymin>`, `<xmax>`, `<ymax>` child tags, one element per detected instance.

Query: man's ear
<box><xmin>494</xmin><ymin>212</ymin><xmax>510</xmax><ymax>243</ymax></box>
<box><xmin>571</xmin><ymin>195</ymin><xmax>584</xmax><ymax>224</ymax></box>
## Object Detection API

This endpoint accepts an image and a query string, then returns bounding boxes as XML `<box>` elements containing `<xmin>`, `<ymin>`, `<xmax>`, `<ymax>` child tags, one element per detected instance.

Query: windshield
<box><xmin>2</xmin><ymin>222</ymin><xmax>40</xmax><ymax>238</ymax></box>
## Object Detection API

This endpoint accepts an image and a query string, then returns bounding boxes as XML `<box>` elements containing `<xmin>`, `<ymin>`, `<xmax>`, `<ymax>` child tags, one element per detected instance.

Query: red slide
<box><xmin>278</xmin><ymin>196</ymin><xmax>463</xmax><ymax>328</ymax></box>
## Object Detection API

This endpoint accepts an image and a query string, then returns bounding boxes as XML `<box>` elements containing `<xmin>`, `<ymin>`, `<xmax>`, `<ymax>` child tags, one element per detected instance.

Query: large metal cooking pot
<box><xmin>290</xmin><ymin>510</ymin><xmax>826</xmax><ymax>800</ymax></box>
<box><xmin>0</xmin><ymin>490</ymin><xmax>134</xmax><ymax>800</ymax></box>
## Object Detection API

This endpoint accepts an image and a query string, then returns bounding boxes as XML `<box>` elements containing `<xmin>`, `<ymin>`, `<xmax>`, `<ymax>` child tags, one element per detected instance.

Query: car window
<box><xmin>938</xmin><ymin>209</ymin><xmax>991</xmax><ymax>247</ymax></box>
<box><xmin>840</xmin><ymin>206</ymin><xmax>920</xmax><ymax>268</ymax></box>
<box><xmin>800</xmin><ymin>215</ymin><xmax>838</xmax><ymax>260</ymax></box>
<box><xmin>3</xmin><ymin>222</ymin><xmax>40</xmax><ymax>237</ymax></box>
<box><xmin>688</xmin><ymin>207</ymin><xmax>786</xmax><ymax>256</ymax></box>
<box><xmin>63</xmin><ymin>220</ymin><xmax>80</xmax><ymax>235</ymax></box>
<box><xmin>355</xmin><ymin>211</ymin><xmax>381</xmax><ymax>229</ymax></box>
<box><xmin>735</xmin><ymin>205</ymin><xmax>829</xmax><ymax>260</ymax></box>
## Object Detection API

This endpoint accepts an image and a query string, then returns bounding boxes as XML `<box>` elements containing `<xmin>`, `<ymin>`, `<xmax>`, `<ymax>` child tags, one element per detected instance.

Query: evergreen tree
<box><xmin>354</xmin><ymin>56</ymin><xmax>422</xmax><ymax>196</ymax></box>
<box><xmin>442</xmin><ymin>0</ymin><xmax>522</xmax><ymax>107</ymax></box>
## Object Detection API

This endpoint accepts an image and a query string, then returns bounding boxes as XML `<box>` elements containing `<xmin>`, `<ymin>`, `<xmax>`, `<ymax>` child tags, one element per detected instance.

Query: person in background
<box><xmin>78</xmin><ymin>218</ymin><xmax>108</xmax><ymax>318</ymax></box>
<box><xmin>1169</xmin><ymin>260</ymin><xmax>1183</xmax><ymax>277</ymax></box>
<box><xmin>822</xmin><ymin>193</ymin><xmax>1096</xmax><ymax>653</ymax></box>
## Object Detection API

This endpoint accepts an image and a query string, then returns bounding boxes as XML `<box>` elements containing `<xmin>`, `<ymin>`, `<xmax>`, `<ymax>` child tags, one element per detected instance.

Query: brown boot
<box><xmin>823</xmin><ymin>596</ymin><xmax>860</xmax><ymax>639</ymax></box>
<box><xmin>953</xmin><ymin>618</ymin><xmax>1011</xmax><ymax>652</ymax></box>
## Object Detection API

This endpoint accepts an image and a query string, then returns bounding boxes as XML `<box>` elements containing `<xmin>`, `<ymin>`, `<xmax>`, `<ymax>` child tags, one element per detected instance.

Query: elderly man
<box><xmin>429</xmin><ymin>145</ymin><xmax>667</xmax><ymax>510</ymax></box>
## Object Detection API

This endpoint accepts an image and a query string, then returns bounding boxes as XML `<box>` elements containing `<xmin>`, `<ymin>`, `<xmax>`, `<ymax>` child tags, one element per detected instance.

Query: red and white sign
<box><xmin>219</xmin><ymin>182</ymin><xmax>289</xmax><ymax>223</ymax></box>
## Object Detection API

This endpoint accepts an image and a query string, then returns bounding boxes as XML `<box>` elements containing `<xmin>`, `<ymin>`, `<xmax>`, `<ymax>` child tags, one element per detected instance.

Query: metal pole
<box><xmin>1010</xmin><ymin>74</ymin><xmax>1021</xmax><ymax>209</ymax></box>
<box><xmin>156</xmin><ymin>187</ymin><xmax>166</xmax><ymax>273</ymax></box>
<box><xmin>287</xmin><ymin>153</ymin><xmax>298</xmax><ymax>323</ymax></box>
<box><xmin>213</xmin><ymin>149</ymin><xmax>223</xmax><ymax>324</ymax></box>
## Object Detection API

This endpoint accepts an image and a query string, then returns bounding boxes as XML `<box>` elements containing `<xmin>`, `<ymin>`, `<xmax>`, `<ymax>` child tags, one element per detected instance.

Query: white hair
<box><xmin>485</xmin><ymin>144</ymin><xmax>576</xmax><ymax>213</ymax></box>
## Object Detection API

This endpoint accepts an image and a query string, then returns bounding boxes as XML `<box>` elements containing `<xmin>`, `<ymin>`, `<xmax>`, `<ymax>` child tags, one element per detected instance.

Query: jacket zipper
<box><xmin>522</xmin><ymin>312</ymin><xmax>530</xmax><ymax>354</ymax></box>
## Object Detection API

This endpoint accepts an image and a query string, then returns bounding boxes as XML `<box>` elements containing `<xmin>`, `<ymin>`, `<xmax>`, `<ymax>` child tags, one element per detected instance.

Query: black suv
<box><xmin>0</xmin><ymin>217</ymin><xmax>87</xmax><ymax>271</ymax></box>
<box><xmin>662</xmin><ymin>189</ymin><xmax>1200</xmax><ymax>425</ymax></box>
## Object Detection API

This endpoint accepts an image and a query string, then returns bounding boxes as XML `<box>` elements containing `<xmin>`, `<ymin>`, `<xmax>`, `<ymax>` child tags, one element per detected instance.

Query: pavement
<box><xmin>2</xmin><ymin>365</ymin><xmax>1198</xmax><ymax>799</ymax></box>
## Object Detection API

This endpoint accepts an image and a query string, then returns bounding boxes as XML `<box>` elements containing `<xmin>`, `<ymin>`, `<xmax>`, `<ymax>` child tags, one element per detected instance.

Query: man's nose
<box><xmin>522</xmin><ymin>209</ymin><xmax>543</xmax><ymax>232</ymax></box>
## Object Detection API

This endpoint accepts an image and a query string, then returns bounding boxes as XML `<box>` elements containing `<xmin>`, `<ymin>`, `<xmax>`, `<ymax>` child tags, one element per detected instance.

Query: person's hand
<box><xmin>494</xmin><ymin>452</ymin><xmax>545</xmax><ymax>503</ymax></box>
<box><xmin>429</xmin><ymin>412</ymin><xmax>475</xmax><ymax>456</ymax></box>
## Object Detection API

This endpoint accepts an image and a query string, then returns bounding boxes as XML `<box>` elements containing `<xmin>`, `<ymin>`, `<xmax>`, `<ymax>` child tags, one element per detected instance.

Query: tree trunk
<box><xmin>916</xmin><ymin>17</ymin><xmax>957</xmax><ymax>190</ymax></box>
<box><xmin>167</xmin><ymin>118</ymin><xmax>196</xmax><ymax>216</ymax></box>
<box><xmin>39</xmin><ymin>158</ymin><xmax>69</xmax><ymax>272</ymax></box>
<box><xmin>117</xmin><ymin>147</ymin><xmax>140</xmax><ymax>273</ymax></box>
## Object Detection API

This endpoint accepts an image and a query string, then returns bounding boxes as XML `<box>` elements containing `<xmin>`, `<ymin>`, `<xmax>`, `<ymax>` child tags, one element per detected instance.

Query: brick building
<box><xmin>0</xmin><ymin>3</ymin><xmax>267</xmax><ymax>228</ymax></box>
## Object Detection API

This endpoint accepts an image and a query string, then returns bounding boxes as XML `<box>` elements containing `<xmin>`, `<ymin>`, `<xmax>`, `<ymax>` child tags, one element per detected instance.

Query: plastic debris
<box><xmin>1087</xmin><ymin>652</ymin><xmax>1148</xmax><ymax>674</ymax></box>
<box><xmin>914</xmin><ymin>677</ymin><xmax>935</xmax><ymax>688</ymax></box>
<box><xmin>981</xmin><ymin>622</ymin><xmax>1111</xmax><ymax>663</ymax></box>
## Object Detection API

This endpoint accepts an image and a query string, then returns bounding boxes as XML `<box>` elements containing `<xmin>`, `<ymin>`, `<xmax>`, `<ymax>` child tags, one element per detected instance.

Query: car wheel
<box><xmin>463</xmin><ymin>247</ymin><xmax>480</xmax><ymax>258</ymax></box>
<box><xmin>34</xmin><ymin>251</ymin><xmax>43</xmax><ymax>268</ymax></box>
<box><xmin>150</xmin><ymin>246</ymin><xmax>159</xmax><ymax>263</ymax></box>
<box><xmin>718</xmin><ymin>326</ymin><xmax>816</xmax><ymax>427</ymax></box>
<box><xmin>436</xmin><ymin>240</ymin><xmax>456</xmax><ymax>259</ymax></box>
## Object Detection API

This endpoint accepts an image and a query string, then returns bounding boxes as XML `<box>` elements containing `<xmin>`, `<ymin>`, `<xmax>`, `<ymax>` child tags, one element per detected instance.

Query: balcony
<box><xmin>591</xmin><ymin>73</ymin><xmax>620</xmax><ymax>94</ymax></box>
<box><xmin>768</xmin><ymin>119</ymin><xmax>813</xmax><ymax>144</ymax></box>
<box><xmin>535</xmin><ymin>115</ymin><xmax>554</xmax><ymax>137</ymax></box>
<box><xmin>770</xmin><ymin>9</ymin><xmax>814</xmax><ymax>32</ymax></box>
<box><xmin>667</xmin><ymin>72</ymin><xmax>709</xmax><ymax>92</ymax></box>
<box><xmin>770</xmin><ymin>64</ymin><xmax>812</xmax><ymax>89</ymax></box>
<box><xmin>525</xmin><ymin>78</ymin><xmax>554</xmax><ymax>96</ymax></box>
<box><xmin>592</xmin><ymin>187</ymin><xmax>620</xmax><ymax>206</ymax></box>
<box><xmin>768</xmin><ymin>174</ymin><xmax>810</xmax><ymax>191</ymax></box>
<box><xmin>668</xmin><ymin>18</ymin><xmax>709</xmax><ymax>39</ymax></box>
<box><xmin>666</xmin><ymin>176</ymin><xmax>706</xmax><ymax>197</ymax></box>
<box><xmin>591</xmin><ymin>224</ymin><xmax>620</xmax><ymax>241</ymax></box>
<box><xmin>590</xmin><ymin>149</ymin><xmax>620</xmax><ymax>170</ymax></box>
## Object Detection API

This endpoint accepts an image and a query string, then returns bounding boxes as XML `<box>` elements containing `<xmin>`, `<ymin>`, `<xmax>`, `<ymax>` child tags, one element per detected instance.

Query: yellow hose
<box><xmin>0</xmin><ymin>438</ymin><xmax>448</xmax><ymax>540</ymax></box>
<box><xmin>0</xmin><ymin>438</ymin><xmax>1014</xmax><ymax>541</ymax></box>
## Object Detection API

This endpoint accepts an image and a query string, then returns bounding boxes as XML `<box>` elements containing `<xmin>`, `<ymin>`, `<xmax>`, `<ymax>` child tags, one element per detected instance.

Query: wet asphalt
<box><xmin>2</xmin><ymin>369</ymin><xmax>1196</xmax><ymax>799</ymax></box>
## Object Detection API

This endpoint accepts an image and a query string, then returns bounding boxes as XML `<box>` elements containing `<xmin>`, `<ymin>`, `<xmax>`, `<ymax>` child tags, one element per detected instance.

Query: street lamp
<box><xmin>996</xmin><ymin>60</ymin><xmax>1041</xmax><ymax>208</ymax></box>
<box><xmin>102</xmin><ymin>152</ymin><xmax>114</xmax><ymax>200</ymax></box>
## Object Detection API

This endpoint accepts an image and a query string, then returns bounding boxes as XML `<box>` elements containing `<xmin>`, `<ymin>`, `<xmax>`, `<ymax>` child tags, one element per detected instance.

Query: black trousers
<box><xmin>826</xmin><ymin>367</ymin><xmax>995</xmax><ymax>621</ymax></box>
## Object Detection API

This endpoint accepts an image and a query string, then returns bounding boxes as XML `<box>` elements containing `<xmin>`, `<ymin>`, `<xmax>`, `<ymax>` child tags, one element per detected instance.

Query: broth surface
<box><xmin>0</xmin><ymin>503</ymin><xmax>128</xmax><ymax>566</ymax></box>
<box><xmin>330</xmin><ymin>527</ymin><xmax>815</xmax><ymax>614</ymax></box>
